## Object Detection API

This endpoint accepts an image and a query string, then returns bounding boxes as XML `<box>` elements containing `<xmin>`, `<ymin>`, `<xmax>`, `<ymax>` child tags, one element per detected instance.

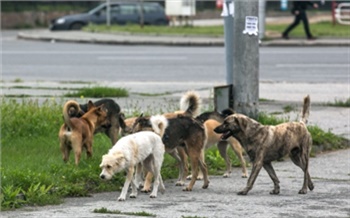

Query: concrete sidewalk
<box><xmin>17</xmin><ymin>29</ymin><xmax>350</xmax><ymax>47</ymax></box>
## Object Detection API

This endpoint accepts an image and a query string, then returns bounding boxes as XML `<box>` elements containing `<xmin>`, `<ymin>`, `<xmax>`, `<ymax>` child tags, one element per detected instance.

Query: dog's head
<box><xmin>196</xmin><ymin>108</ymin><xmax>235</xmax><ymax>123</ymax></box>
<box><xmin>84</xmin><ymin>101</ymin><xmax>109</xmax><ymax>127</ymax></box>
<box><xmin>99</xmin><ymin>151</ymin><xmax>126</xmax><ymax>180</ymax></box>
<box><xmin>132</xmin><ymin>114</ymin><xmax>153</xmax><ymax>133</ymax></box>
<box><xmin>214</xmin><ymin>114</ymin><xmax>248</xmax><ymax>140</ymax></box>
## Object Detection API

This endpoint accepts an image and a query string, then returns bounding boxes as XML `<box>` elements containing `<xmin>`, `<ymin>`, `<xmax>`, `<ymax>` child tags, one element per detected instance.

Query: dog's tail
<box><xmin>180</xmin><ymin>91</ymin><xmax>201</xmax><ymax>117</ymax></box>
<box><xmin>150</xmin><ymin>115</ymin><xmax>168</xmax><ymax>137</ymax></box>
<box><xmin>300</xmin><ymin>95</ymin><xmax>310</xmax><ymax>124</ymax></box>
<box><xmin>63</xmin><ymin>100</ymin><xmax>80</xmax><ymax>129</ymax></box>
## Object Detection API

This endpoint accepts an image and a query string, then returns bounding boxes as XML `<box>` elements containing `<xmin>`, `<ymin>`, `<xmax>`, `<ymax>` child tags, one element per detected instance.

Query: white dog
<box><xmin>99</xmin><ymin>115</ymin><xmax>167</xmax><ymax>201</ymax></box>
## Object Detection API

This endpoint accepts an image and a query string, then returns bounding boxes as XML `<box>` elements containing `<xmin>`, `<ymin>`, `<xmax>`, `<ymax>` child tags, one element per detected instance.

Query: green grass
<box><xmin>265</xmin><ymin>21</ymin><xmax>350</xmax><ymax>38</ymax></box>
<box><xmin>325</xmin><ymin>98</ymin><xmax>350</xmax><ymax>107</ymax></box>
<box><xmin>64</xmin><ymin>86</ymin><xmax>129</xmax><ymax>98</ymax></box>
<box><xmin>1</xmin><ymin>99</ymin><xmax>348</xmax><ymax>210</ymax></box>
<box><xmin>93</xmin><ymin>207</ymin><xmax>156</xmax><ymax>217</ymax></box>
<box><xmin>84</xmin><ymin>24</ymin><xmax>224</xmax><ymax>37</ymax></box>
<box><xmin>83</xmin><ymin>21</ymin><xmax>349</xmax><ymax>38</ymax></box>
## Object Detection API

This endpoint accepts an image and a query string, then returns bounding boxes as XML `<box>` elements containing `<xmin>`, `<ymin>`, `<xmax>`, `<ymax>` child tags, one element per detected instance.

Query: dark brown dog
<box><xmin>59</xmin><ymin>100</ymin><xmax>108</xmax><ymax>165</ymax></box>
<box><xmin>193</xmin><ymin>109</ymin><xmax>248</xmax><ymax>178</ymax></box>
<box><xmin>65</xmin><ymin>98</ymin><xmax>121</xmax><ymax>145</ymax></box>
<box><xmin>133</xmin><ymin>114</ymin><xmax>209</xmax><ymax>192</ymax></box>
<box><xmin>214</xmin><ymin>95</ymin><xmax>314</xmax><ymax>195</ymax></box>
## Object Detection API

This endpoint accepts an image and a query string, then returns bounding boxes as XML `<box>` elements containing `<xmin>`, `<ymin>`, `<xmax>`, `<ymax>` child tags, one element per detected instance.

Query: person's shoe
<box><xmin>307</xmin><ymin>36</ymin><xmax>317</xmax><ymax>40</ymax></box>
<box><xmin>282</xmin><ymin>34</ymin><xmax>289</xmax><ymax>40</ymax></box>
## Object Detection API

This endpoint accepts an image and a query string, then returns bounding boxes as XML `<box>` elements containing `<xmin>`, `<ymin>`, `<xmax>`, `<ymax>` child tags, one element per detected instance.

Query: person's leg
<box><xmin>282</xmin><ymin>14</ymin><xmax>301</xmax><ymax>39</ymax></box>
<box><xmin>300</xmin><ymin>11</ymin><xmax>314</xmax><ymax>39</ymax></box>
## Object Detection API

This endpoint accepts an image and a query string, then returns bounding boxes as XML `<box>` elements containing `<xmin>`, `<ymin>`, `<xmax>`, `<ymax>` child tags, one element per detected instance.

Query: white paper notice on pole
<box><xmin>242</xmin><ymin>16</ymin><xmax>258</xmax><ymax>36</ymax></box>
<box><xmin>221</xmin><ymin>2</ymin><xmax>234</xmax><ymax>17</ymax></box>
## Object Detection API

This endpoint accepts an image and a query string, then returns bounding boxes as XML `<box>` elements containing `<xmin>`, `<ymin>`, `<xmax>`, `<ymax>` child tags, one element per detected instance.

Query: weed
<box><xmin>0</xmin><ymin>185</ymin><xmax>26</xmax><ymax>210</ymax></box>
<box><xmin>93</xmin><ymin>207</ymin><xmax>156</xmax><ymax>217</ymax></box>
<box><xmin>12</xmin><ymin>78</ymin><xmax>23</xmax><ymax>83</ymax></box>
<box><xmin>326</xmin><ymin>98</ymin><xmax>350</xmax><ymax>107</ymax></box>
<box><xmin>283</xmin><ymin>105</ymin><xmax>295</xmax><ymax>113</ymax></box>
<box><xmin>64</xmin><ymin>86</ymin><xmax>128</xmax><ymax>98</ymax></box>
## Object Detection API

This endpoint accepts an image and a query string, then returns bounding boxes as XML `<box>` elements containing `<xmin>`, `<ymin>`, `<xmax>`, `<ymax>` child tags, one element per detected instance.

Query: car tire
<box><xmin>70</xmin><ymin>22</ymin><xmax>84</xmax><ymax>30</ymax></box>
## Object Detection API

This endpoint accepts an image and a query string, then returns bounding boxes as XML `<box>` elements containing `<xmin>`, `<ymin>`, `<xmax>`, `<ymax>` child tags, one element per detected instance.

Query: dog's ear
<box><xmin>87</xmin><ymin>100</ymin><xmax>95</xmax><ymax>111</ymax></box>
<box><xmin>97</xmin><ymin>104</ymin><xmax>108</xmax><ymax>114</ymax></box>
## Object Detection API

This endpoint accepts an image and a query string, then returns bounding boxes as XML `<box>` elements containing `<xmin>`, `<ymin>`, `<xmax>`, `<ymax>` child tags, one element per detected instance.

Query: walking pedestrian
<box><xmin>282</xmin><ymin>1</ymin><xmax>318</xmax><ymax>40</ymax></box>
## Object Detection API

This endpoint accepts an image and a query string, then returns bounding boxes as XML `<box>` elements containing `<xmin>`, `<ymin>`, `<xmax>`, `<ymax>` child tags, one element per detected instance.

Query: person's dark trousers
<box><xmin>283</xmin><ymin>10</ymin><xmax>312</xmax><ymax>38</ymax></box>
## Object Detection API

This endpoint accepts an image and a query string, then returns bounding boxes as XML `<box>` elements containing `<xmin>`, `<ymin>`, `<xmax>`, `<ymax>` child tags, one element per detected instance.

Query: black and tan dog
<box><xmin>59</xmin><ymin>100</ymin><xmax>108</xmax><ymax>165</ymax></box>
<box><xmin>193</xmin><ymin>108</ymin><xmax>248</xmax><ymax>179</ymax></box>
<box><xmin>133</xmin><ymin>114</ymin><xmax>209</xmax><ymax>192</ymax></box>
<box><xmin>65</xmin><ymin>98</ymin><xmax>122</xmax><ymax>145</ymax></box>
<box><xmin>214</xmin><ymin>95</ymin><xmax>314</xmax><ymax>195</ymax></box>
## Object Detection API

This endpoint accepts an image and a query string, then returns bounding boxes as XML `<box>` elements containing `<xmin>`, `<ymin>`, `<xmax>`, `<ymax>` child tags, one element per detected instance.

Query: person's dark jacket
<box><xmin>291</xmin><ymin>1</ymin><xmax>314</xmax><ymax>14</ymax></box>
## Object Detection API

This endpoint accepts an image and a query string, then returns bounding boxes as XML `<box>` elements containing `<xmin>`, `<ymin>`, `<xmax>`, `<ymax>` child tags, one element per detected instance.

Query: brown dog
<box><xmin>65</xmin><ymin>98</ymin><xmax>122</xmax><ymax>145</ymax></box>
<box><xmin>214</xmin><ymin>95</ymin><xmax>314</xmax><ymax>195</ymax></box>
<box><xmin>59</xmin><ymin>100</ymin><xmax>108</xmax><ymax>165</ymax></box>
<box><xmin>133</xmin><ymin>114</ymin><xmax>209</xmax><ymax>192</ymax></box>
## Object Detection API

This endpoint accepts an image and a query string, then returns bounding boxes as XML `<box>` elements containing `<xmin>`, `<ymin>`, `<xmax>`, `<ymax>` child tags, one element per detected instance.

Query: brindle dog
<box><xmin>214</xmin><ymin>95</ymin><xmax>314</xmax><ymax>195</ymax></box>
<box><xmin>133</xmin><ymin>114</ymin><xmax>210</xmax><ymax>191</ymax></box>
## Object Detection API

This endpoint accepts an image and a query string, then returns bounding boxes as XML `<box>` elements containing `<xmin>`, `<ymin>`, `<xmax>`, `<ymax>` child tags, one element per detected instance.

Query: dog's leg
<box><xmin>142</xmin><ymin>172</ymin><xmax>153</xmax><ymax>193</ymax></box>
<box><xmin>170</xmin><ymin>147</ymin><xmax>187</xmax><ymax>186</ymax></box>
<box><xmin>134</xmin><ymin>163</ymin><xmax>144</xmax><ymax>189</ymax></box>
<box><xmin>289</xmin><ymin>146</ymin><xmax>314</xmax><ymax>194</ymax></box>
<box><xmin>147</xmin><ymin>154</ymin><xmax>165</xmax><ymax>198</ymax></box>
<box><xmin>72</xmin><ymin>140</ymin><xmax>82</xmax><ymax>166</ymax></box>
<box><xmin>188</xmin><ymin>149</ymin><xmax>204</xmax><ymax>180</ymax></box>
<box><xmin>107</xmin><ymin>125</ymin><xmax>119</xmax><ymax>145</ymax></box>
<box><xmin>228</xmin><ymin>138</ymin><xmax>248</xmax><ymax>178</ymax></box>
<box><xmin>238</xmin><ymin>153</ymin><xmax>264</xmax><ymax>195</ymax></box>
<box><xmin>85</xmin><ymin>141</ymin><xmax>93</xmax><ymax>159</ymax></box>
<box><xmin>60</xmin><ymin>141</ymin><xmax>70</xmax><ymax>163</ymax></box>
<box><xmin>118</xmin><ymin>166</ymin><xmax>134</xmax><ymax>201</ymax></box>
<box><xmin>263</xmin><ymin>162</ymin><xmax>280</xmax><ymax>194</ymax></box>
<box><xmin>198</xmin><ymin>148</ymin><xmax>210</xmax><ymax>189</ymax></box>
<box><xmin>217</xmin><ymin>141</ymin><xmax>231</xmax><ymax>178</ymax></box>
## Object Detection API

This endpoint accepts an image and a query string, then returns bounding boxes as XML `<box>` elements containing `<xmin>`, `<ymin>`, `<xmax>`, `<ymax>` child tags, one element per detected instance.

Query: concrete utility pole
<box><xmin>233</xmin><ymin>0</ymin><xmax>259</xmax><ymax>118</ymax></box>
<box><xmin>223</xmin><ymin>0</ymin><xmax>234</xmax><ymax>85</ymax></box>
<box><xmin>106</xmin><ymin>0</ymin><xmax>111</xmax><ymax>26</ymax></box>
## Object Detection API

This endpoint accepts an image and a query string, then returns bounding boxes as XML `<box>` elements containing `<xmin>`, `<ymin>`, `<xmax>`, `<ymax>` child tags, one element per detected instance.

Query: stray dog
<box><xmin>133</xmin><ymin>114</ymin><xmax>209</xmax><ymax>191</ymax></box>
<box><xmin>99</xmin><ymin>115</ymin><xmax>167</xmax><ymax>201</ymax></box>
<box><xmin>65</xmin><ymin>98</ymin><xmax>122</xmax><ymax>145</ymax></box>
<box><xmin>214</xmin><ymin>95</ymin><xmax>314</xmax><ymax>195</ymax></box>
<box><xmin>193</xmin><ymin>109</ymin><xmax>248</xmax><ymax>178</ymax></box>
<box><xmin>59</xmin><ymin>100</ymin><xmax>108</xmax><ymax>165</ymax></box>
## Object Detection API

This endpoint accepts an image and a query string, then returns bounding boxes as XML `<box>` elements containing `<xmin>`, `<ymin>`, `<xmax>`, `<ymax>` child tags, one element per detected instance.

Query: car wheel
<box><xmin>70</xmin><ymin>22</ymin><xmax>84</xmax><ymax>30</ymax></box>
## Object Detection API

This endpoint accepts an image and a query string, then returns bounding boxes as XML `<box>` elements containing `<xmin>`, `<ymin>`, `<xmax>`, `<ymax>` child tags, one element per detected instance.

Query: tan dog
<box><xmin>59</xmin><ymin>100</ymin><xmax>108</xmax><ymax>165</ymax></box>
<box><xmin>214</xmin><ymin>95</ymin><xmax>314</xmax><ymax>195</ymax></box>
<box><xmin>191</xmin><ymin>108</ymin><xmax>248</xmax><ymax>179</ymax></box>
<box><xmin>199</xmin><ymin>119</ymin><xmax>248</xmax><ymax>178</ymax></box>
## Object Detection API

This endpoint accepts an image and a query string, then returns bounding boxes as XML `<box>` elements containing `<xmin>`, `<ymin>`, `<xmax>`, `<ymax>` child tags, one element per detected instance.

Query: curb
<box><xmin>17</xmin><ymin>30</ymin><xmax>350</xmax><ymax>47</ymax></box>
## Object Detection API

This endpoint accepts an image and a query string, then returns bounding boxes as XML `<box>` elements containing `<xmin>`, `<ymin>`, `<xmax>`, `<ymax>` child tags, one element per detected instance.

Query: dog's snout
<box><xmin>100</xmin><ymin>174</ymin><xmax>105</xmax><ymax>179</ymax></box>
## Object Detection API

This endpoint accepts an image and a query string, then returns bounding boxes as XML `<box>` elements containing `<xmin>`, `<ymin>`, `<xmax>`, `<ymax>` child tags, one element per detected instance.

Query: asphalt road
<box><xmin>2</xmin><ymin>31</ymin><xmax>349</xmax><ymax>84</ymax></box>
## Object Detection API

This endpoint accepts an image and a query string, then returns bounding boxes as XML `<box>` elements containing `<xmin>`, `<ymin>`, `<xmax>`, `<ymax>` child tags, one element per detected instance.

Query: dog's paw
<box><xmin>237</xmin><ymin>190</ymin><xmax>248</xmax><ymax>195</ymax></box>
<box><xmin>182</xmin><ymin>186</ymin><xmax>192</xmax><ymax>191</ymax></box>
<box><xmin>141</xmin><ymin>188</ymin><xmax>151</xmax><ymax>193</ymax></box>
<box><xmin>175</xmin><ymin>181</ymin><xmax>185</xmax><ymax>186</ymax></box>
<box><xmin>308</xmin><ymin>182</ymin><xmax>314</xmax><ymax>191</ymax></box>
<box><xmin>298</xmin><ymin>189</ymin><xmax>307</xmax><ymax>194</ymax></box>
<box><xmin>129</xmin><ymin>194</ymin><xmax>137</xmax><ymax>198</ymax></box>
<box><xmin>118</xmin><ymin>197</ymin><xmax>126</xmax><ymax>201</ymax></box>
<box><xmin>241</xmin><ymin>174</ymin><xmax>248</xmax><ymax>178</ymax></box>
<box><xmin>269</xmin><ymin>189</ymin><xmax>280</xmax><ymax>195</ymax></box>
<box><xmin>223</xmin><ymin>173</ymin><xmax>231</xmax><ymax>178</ymax></box>
<box><xmin>150</xmin><ymin>194</ymin><xmax>157</xmax><ymax>198</ymax></box>
<box><xmin>186</xmin><ymin>175</ymin><xmax>192</xmax><ymax>180</ymax></box>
